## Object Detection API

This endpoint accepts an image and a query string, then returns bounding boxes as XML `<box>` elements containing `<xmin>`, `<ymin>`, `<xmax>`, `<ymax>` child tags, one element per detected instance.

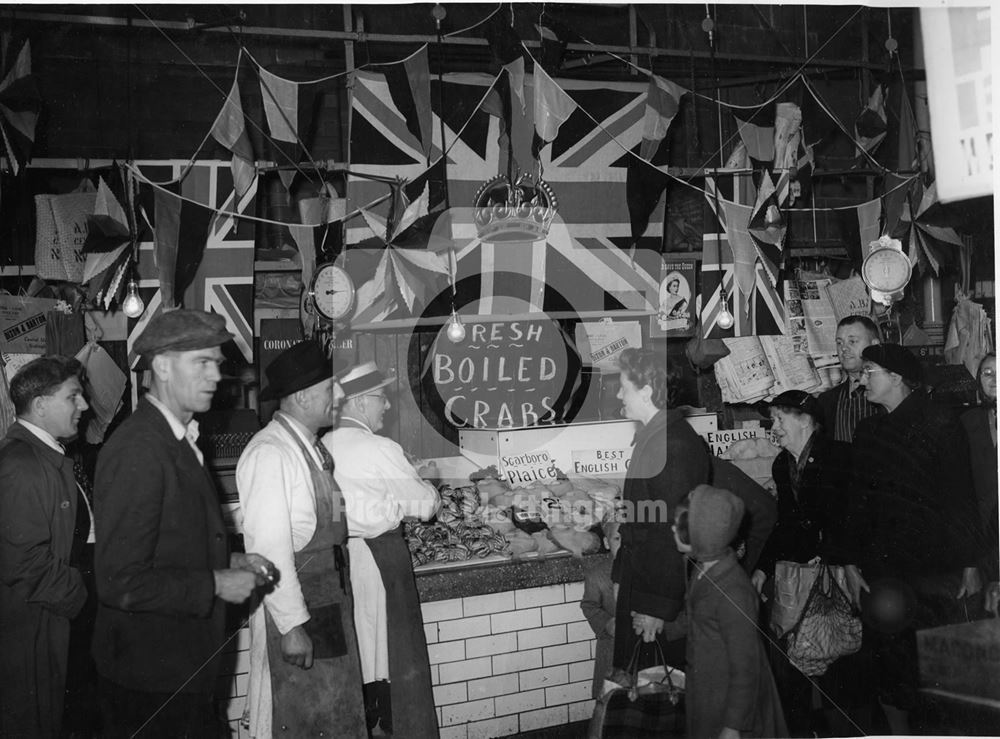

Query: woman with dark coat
<box><xmin>960</xmin><ymin>353</ymin><xmax>999</xmax><ymax>614</ymax></box>
<box><xmin>610</xmin><ymin>348</ymin><xmax>710</xmax><ymax>671</ymax></box>
<box><xmin>752</xmin><ymin>390</ymin><xmax>870</xmax><ymax>737</ymax></box>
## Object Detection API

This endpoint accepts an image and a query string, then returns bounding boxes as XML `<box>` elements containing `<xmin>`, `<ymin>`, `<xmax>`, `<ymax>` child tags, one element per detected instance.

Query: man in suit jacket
<box><xmin>0</xmin><ymin>355</ymin><xmax>90</xmax><ymax>738</ymax></box>
<box><xmin>93</xmin><ymin>310</ymin><xmax>273</xmax><ymax>739</ymax></box>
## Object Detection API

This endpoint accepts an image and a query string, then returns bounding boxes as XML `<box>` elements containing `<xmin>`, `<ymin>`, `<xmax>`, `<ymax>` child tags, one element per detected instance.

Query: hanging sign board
<box><xmin>921</xmin><ymin>6</ymin><xmax>994</xmax><ymax>202</ymax></box>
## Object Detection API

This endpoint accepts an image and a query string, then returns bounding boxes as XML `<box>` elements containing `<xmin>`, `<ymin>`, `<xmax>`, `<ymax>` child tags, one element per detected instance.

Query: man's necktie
<box><xmin>313</xmin><ymin>438</ymin><xmax>335</xmax><ymax>472</ymax></box>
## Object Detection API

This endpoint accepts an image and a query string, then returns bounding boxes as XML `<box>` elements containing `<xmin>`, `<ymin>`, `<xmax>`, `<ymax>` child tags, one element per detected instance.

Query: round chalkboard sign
<box><xmin>422</xmin><ymin>316</ymin><xmax>584</xmax><ymax>429</ymax></box>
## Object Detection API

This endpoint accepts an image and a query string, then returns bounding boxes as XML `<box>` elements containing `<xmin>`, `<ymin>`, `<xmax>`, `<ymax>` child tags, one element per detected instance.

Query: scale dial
<box><xmin>309</xmin><ymin>263</ymin><xmax>355</xmax><ymax>322</ymax></box>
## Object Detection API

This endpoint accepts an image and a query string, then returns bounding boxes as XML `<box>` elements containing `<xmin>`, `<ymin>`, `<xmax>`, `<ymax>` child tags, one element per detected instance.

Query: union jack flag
<box><xmin>133</xmin><ymin>160</ymin><xmax>256</xmax><ymax>367</ymax></box>
<box><xmin>700</xmin><ymin>176</ymin><xmax>786</xmax><ymax>338</ymax></box>
<box><xmin>346</xmin><ymin>70</ymin><xmax>663</xmax><ymax>321</ymax></box>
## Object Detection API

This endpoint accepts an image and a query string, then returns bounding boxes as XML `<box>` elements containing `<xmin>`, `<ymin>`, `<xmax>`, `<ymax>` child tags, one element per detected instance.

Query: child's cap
<box><xmin>688</xmin><ymin>484</ymin><xmax>744</xmax><ymax>562</ymax></box>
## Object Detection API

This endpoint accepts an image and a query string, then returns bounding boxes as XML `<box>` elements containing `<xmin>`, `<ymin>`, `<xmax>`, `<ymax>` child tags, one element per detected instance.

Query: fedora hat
<box><xmin>339</xmin><ymin>361</ymin><xmax>394</xmax><ymax>400</ymax></box>
<box><xmin>260</xmin><ymin>341</ymin><xmax>343</xmax><ymax>401</ymax></box>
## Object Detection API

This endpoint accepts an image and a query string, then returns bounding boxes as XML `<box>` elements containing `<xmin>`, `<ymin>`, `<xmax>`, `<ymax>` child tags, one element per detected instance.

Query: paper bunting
<box><xmin>82</xmin><ymin>176</ymin><xmax>134</xmax><ymax>307</ymax></box>
<box><xmin>0</xmin><ymin>35</ymin><xmax>40</xmax><ymax>175</ymax></box>
<box><xmin>639</xmin><ymin>75</ymin><xmax>687</xmax><ymax>161</ymax></box>
<box><xmin>896</xmin><ymin>180</ymin><xmax>963</xmax><ymax>275</ymax></box>
<box><xmin>211</xmin><ymin>77</ymin><xmax>256</xmax><ymax>200</ymax></box>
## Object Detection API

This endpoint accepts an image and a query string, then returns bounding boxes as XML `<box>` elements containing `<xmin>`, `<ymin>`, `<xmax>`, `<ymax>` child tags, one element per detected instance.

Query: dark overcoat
<box><xmin>960</xmin><ymin>406</ymin><xmax>999</xmax><ymax>581</ymax></box>
<box><xmin>92</xmin><ymin>398</ymin><xmax>229</xmax><ymax>695</ymax></box>
<box><xmin>614</xmin><ymin>408</ymin><xmax>710</xmax><ymax>620</ymax></box>
<box><xmin>844</xmin><ymin>390</ymin><xmax>983</xmax><ymax>577</ymax></box>
<box><xmin>0</xmin><ymin>422</ymin><xmax>87</xmax><ymax>738</ymax></box>
<box><xmin>757</xmin><ymin>434</ymin><xmax>853</xmax><ymax>574</ymax></box>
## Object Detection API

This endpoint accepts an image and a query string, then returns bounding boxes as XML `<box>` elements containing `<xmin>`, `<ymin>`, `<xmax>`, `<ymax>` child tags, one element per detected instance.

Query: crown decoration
<box><xmin>473</xmin><ymin>173</ymin><xmax>558</xmax><ymax>242</ymax></box>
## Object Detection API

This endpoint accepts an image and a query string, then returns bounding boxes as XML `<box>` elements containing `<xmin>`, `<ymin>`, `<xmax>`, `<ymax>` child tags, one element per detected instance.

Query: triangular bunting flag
<box><xmin>531</xmin><ymin>65</ymin><xmax>577</xmax><ymax>160</ymax></box>
<box><xmin>748</xmin><ymin>170</ymin><xmax>785</xmax><ymax>285</ymax></box>
<box><xmin>384</xmin><ymin>46</ymin><xmax>434</xmax><ymax>160</ymax></box>
<box><xmin>639</xmin><ymin>74</ymin><xmax>687</xmax><ymax>161</ymax></box>
<box><xmin>855</xmin><ymin>84</ymin><xmax>887</xmax><ymax>156</ymax></box>
<box><xmin>211</xmin><ymin>78</ymin><xmax>256</xmax><ymax>200</ymax></box>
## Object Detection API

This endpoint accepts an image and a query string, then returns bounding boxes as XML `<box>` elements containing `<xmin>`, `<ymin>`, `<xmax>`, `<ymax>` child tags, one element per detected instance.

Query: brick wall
<box><xmin>219</xmin><ymin>581</ymin><xmax>598</xmax><ymax>738</ymax></box>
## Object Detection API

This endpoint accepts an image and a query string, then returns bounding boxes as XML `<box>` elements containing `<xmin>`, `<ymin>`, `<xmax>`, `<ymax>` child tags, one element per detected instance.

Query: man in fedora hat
<box><xmin>93</xmin><ymin>309</ymin><xmax>273</xmax><ymax>738</ymax></box>
<box><xmin>322</xmin><ymin>361</ymin><xmax>439</xmax><ymax>737</ymax></box>
<box><xmin>839</xmin><ymin>343</ymin><xmax>985</xmax><ymax>734</ymax></box>
<box><xmin>237</xmin><ymin>340</ymin><xmax>366</xmax><ymax>738</ymax></box>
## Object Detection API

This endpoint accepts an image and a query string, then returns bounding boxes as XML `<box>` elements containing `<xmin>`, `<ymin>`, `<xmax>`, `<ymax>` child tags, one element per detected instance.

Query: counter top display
<box><xmin>407</xmin><ymin>465</ymin><xmax>620</xmax><ymax>572</ymax></box>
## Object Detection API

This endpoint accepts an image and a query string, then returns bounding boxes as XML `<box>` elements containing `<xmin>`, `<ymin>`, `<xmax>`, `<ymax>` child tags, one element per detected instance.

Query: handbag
<box><xmin>591</xmin><ymin>640</ymin><xmax>685</xmax><ymax>739</ymax></box>
<box><xmin>780</xmin><ymin>562</ymin><xmax>862</xmax><ymax>677</ymax></box>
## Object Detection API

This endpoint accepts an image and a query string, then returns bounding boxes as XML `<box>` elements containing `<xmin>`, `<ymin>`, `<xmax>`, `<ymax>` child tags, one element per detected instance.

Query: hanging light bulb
<box><xmin>446</xmin><ymin>308</ymin><xmax>466</xmax><ymax>343</ymax></box>
<box><xmin>121</xmin><ymin>279</ymin><xmax>145</xmax><ymax>318</ymax></box>
<box><xmin>716</xmin><ymin>289</ymin><xmax>735</xmax><ymax>330</ymax></box>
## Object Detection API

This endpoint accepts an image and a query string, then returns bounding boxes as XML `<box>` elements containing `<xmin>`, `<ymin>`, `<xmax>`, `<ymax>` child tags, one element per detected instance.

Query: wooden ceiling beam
<box><xmin>8</xmin><ymin>9</ymin><xmax>898</xmax><ymax>73</ymax></box>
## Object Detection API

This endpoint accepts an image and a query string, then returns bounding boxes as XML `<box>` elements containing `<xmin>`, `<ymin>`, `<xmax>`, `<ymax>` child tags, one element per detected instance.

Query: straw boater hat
<box><xmin>339</xmin><ymin>361</ymin><xmax>394</xmax><ymax>400</ymax></box>
<box><xmin>260</xmin><ymin>340</ymin><xmax>344</xmax><ymax>401</ymax></box>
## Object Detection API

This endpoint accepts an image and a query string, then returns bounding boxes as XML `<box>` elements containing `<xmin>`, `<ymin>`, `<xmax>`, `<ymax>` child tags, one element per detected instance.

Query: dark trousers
<box><xmin>98</xmin><ymin>677</ymin><xmax>227</xmax><ymax>739</ymax></box>
<box><xmin>63</xmin><ymin>545</ymin><xmax>101</xmax><ymax>736</ymax></box>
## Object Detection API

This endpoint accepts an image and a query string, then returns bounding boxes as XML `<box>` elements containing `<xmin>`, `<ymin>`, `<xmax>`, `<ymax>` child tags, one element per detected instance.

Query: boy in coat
<box><xmin>675</xmin><ymin>485</ymin><xmax>787</xmax><ymax>739</ymax></box>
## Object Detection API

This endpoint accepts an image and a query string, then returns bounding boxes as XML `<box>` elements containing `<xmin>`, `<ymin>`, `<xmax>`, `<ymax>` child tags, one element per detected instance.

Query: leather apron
<box><xmin>366</xmin><ymin>527</ymin><xmax>438</xmax><ymax>737</ymax></box>
<box><xmin>265</xmin><ymin>417</ymin><xmax>366</xmax><ymax>737</ymax></box>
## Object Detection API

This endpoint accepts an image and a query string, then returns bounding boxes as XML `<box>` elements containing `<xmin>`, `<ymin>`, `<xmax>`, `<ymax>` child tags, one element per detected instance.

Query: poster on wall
<box><xmin>0</xmin><ymin>295</ymin><xmax>59</xmax><ymax>354</ymax></box>
<box><xmin>575</xmin><ymin>320</ymin><xmax>642</xmax><ymax>373</ymax></box>
<box><xmin>651</xmin><ymin>259</ymin><xmax>697</xmax><ymax>338</ymax></box>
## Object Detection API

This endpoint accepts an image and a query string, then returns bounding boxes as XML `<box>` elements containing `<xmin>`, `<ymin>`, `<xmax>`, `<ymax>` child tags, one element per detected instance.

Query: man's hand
<box><xmin>984</xmin><ymin>582</ymin><xmax>1000</xmax><ymax>615</ymax></box>
<box><xmin>751</xmin><ymin>570</ymin><xmax>767</xmax><ymax>599</ymax></box>
<box><xmin>844</xmin><ymin>564</ymin><xmax>869</xmax><ymax>610</ymax></box>
<box><xmin>630</xmin><ymin>611</ymin><xmax>664</xmax><ymax>643</ymax></box>
<box><xmin>718</xmin><ymin>727</ymin><xmax>741</xmax><ymax>739</ymax></box>
<box><xmin>957</xmin><ymin>567</ymin><xmax>983</xmax><ymax>599</ymax></box>
<box><xmin>212</xmin><ymin>569</ymin><xmax>258</xmax><ymax>604</ymax></box>
<box><xmin>604</xmin><ymin>617</ymin><xmax>616</xmax><ymax>637</ymax></box>
<box><xmin>231</xmin><ymin>552</ymin><xmax>278</xmax><ymax>587</ymax></box>
<box><xmin>281</xmin><ymin>624</ymin><xmax>313</xmax><ymax>670</ymax></box>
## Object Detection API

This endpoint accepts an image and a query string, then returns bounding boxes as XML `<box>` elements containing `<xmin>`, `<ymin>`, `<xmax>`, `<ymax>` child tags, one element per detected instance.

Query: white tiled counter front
<box><xmin>219</xmin><ymin>554</ymin><xmax>603</xmax><ymax>738</ymax></box>
<box><xmin>423</xmin><ymin>581</ymin><xmax>597</xmax><ymax>738</ymax></box>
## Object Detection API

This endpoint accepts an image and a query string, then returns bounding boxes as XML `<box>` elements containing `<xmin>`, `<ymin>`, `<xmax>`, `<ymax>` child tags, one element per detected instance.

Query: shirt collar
<box><xmin>274</xmin><ymin>411</ymin><xmax>317</xmax><ymax>444</ymax></box>
<box><xmin>338</xmin><ymin>415</ymin><xmax>373</xmax><ymax>433</ymax></box>
<box><xmin>18</xmin><ymin>419</ymin><xmax>64</xmax><ymax>454</ymax></box>
<box><xmin>145</xmin><ymin>393</ymin><xmax>199</xmax><ymax>444</ymax></box>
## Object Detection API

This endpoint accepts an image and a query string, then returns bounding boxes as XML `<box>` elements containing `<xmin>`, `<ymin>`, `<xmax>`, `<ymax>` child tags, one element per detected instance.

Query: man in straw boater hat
<box><xmin>322</xmin><ymin>361</ymin><xmax>440</xmax><ymax>737</ymax></box>
<box><xmin>92</xmin><ymin>309</ymin><xmax>273</xmax><ymax>738</ymax></box>
<box><xmin>237</xmin><ymin>340</ymin><xmax>366</xmax><ymax>738</ymax></box>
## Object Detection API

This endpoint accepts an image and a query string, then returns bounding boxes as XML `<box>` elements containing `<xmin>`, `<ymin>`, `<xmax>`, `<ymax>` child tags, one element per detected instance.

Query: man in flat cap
<box><xmin>93</xmin><ymin>309</ymin><xmax>273</xmax><ymax>738</ymax></box>
<box><xmin>839</xmin><ymin>343</ymin><xmax>985</xmax><ymax>734</ymax></box>
<box><xmin>237</xmin><ymin>340</ymin><xmax>367</xmax><ymax>738</ymax></box>
<box><xmin>322</xmin><ymin>361</ymin><xmax>439</xmax><ymax>737</ymax></box>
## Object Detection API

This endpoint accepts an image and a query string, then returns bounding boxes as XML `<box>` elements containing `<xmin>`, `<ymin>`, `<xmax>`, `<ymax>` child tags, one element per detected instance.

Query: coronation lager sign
<box><xmin>425</xmin><ymin>319</ymin><xmax>582</xmax><ymax>429</ymax></box>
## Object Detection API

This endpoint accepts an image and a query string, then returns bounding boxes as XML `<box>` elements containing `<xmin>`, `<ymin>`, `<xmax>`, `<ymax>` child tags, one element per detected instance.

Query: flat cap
<box><xmin>862</xmin><ymin>343</ymin><xmax>923</xmax><ymax>384</ymax></box>
<box><xmin>133</xmin><ymin>309</ymin><xmax>234</xmax><ymax>358</ymax></box>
